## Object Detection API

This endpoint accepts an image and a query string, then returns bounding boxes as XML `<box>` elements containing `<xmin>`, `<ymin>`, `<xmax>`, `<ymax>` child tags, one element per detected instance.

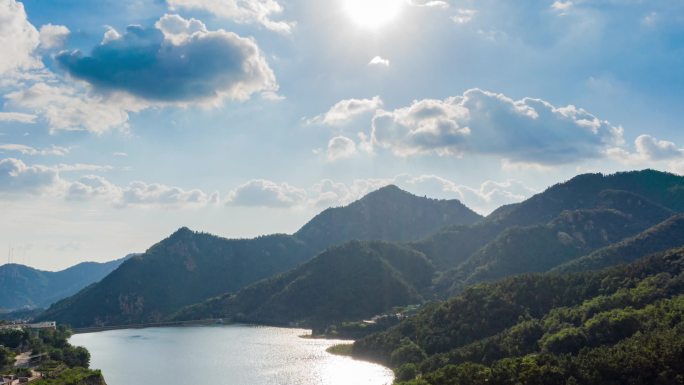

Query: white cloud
<box><xmin>371</xmin><ymin>88</ymin><xmax>624</xmax><ymax>165</ymax></box>
<box><xmin>452</xmin><ymin>8</ymin><xmax>477</xmax><ymax>24</ymax></box>
<box><xmin>5</xmin><ymin>82</ymin><xmax>138</xmax><ymax>134</ymax></box>
<box><xmin>119</xmin><ymin>181</ymin><xmax>219</xmax><ymax>208</ymax></box>
<box><xmin>368</xmin><ymin>56</ymin><xmax>390</xmax><ymax>67</ymax></box>
<box><xmin>394</xmin><ymin>174</ymin><xmax>537</xmax><ymax>214</ymax></box>
<box><xmin>0</xmin><ymin>0</ymin><xmax>41</xmax><ymax>76</ymax></box>
<box><xmin>0</xmin><ymin>111</ymin><xmax>37</xmax><ymax>124</ymax></box>
<box><xmin>113</xmin><ymin>152</ymin><xmax>128</xmax><ymax>157</ymax></box>
<box><xmin>327</xmin><ymin>136</ymin><xmax>357</xmax><ymax>161</ymax></box>
<box><xmin>38</xmin><ymin>24</ymin><xmax>70</xmax><ymax>49</ymax></box>
<box><xmin>409</xmin><ymin>0</ymin><xmax>449</xmax><ymax>8</ymax></box>
<box><xmin>309</xmin><ymin>178</ymin><xmax>392</xmax><ymax>208</ymax></box>
<box><xmin>226</xmin><ymin>179</ymin><xmax>307</xmax><ymax>208</ymax></box>
<box><xmin>634</xmin><ymin>134</ymin><xmax>683</xmax><ymax>161</ymax></box>
<box><xmin>309</xmin><ymin>96</ymin><xmax>383</xmax><ymax>125</ymax></box>
<box><xmin>552</xmin><ymin>1</ymin><xmax>573</xmax><ymax>12</ymax></box>
<box><xmin>0</xmin><ymin>144</ymin><xmax>69</xmax><ymax>156</ymax></box>
<box><xmin>66</xmin><ymin>175</ymin><xmax>219</xmax><ymax>208</ymax></box>
<box><xmin>608</xmin><ymin>134</ymin><xmax>683</xmax><ymax>162</ymax></box>
<box><xmin>166</xmin><ymin>0</ymin><xmax>294</xmax><ymax>34</ymax></box>
<box><xmin>0</xmin><ymin>157</ymin><xmax>61</xmax><ymax>194</ymax></box>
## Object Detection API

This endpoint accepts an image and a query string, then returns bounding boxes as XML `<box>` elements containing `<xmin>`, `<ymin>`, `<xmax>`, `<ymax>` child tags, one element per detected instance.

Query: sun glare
<box><xmin>343</xmin><ymin>0</ymin><xmax>404</xmax><ymax>29</ymax></box>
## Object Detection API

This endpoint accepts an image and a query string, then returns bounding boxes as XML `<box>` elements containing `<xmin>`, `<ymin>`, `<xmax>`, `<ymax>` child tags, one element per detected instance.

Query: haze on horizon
<box><xmin>1</xmin><ymin>0</ymin><xmax>683</xmax><ymax>270</ymax></box>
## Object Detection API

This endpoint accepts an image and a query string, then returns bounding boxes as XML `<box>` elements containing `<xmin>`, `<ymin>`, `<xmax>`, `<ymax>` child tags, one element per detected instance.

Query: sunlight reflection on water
<box><xmin>71</xmin><ymin>325</ymin><xmax>393</xmax><ymax>385</ymax></box>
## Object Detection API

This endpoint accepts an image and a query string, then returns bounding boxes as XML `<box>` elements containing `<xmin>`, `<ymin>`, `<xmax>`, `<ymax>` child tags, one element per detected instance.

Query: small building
<box><xmin>25</xmin><ymin>322</ymin><xmax>56</xmax><ymax>330</ymax></box>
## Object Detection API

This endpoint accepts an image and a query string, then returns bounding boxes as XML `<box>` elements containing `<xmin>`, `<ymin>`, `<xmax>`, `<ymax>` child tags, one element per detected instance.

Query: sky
<box><xmin>1</xmin><ymin>0</ymin><xmax>683</xmax><ymax>270</ymax></box>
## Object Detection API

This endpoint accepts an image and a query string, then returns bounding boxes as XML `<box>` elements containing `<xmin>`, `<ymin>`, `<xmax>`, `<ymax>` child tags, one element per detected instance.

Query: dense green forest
<box><xmin>353</xmin><ymin>247</ymin><xmax>684</xmax><ymax>384</ymax></box>
<box><xmin>172</xmin><ymin>241</ymin><xmax>433</xmax><ymax>330</ymax></box>
<box><xmin>0</xmin><ymin>326</ymin><xmax>104</xmax><ymax>385</ymax></box>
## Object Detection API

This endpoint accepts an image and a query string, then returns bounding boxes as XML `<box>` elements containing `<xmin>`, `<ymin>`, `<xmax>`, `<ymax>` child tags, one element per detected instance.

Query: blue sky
<box><xmin>1</xmin><ymin>0</ymin><xmax>683</xmax><ymax>270</ymax></box>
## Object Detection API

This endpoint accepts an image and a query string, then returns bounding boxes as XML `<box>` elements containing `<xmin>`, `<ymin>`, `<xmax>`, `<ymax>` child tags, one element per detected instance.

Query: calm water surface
<box><xmin>70</xmin><ymin>325</ymin><xmax>394</xmax><ymax>385</ymax></box>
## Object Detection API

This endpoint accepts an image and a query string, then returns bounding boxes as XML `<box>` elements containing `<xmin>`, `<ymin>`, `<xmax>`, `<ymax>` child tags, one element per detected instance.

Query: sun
<box><xmin>343</xmin><ymin>0</ymin><xmax>404</xmax><ymax>29</ymax></box>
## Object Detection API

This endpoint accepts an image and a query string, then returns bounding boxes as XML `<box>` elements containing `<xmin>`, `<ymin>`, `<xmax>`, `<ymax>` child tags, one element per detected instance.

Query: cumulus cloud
<box><xmin>0</xmin><ymin>144</ymin><xmax>69</xmax><ymax>156</ymax></box>
<box><xmin>371</xmin><ymin>88</ymin><xmax>624</xmax><ymax>165</ymax></box>
<box><xmin>66</xmin><ymin>175</ymin><xmax>219</xmax><ymax>208</ymax></box>
<box><xmin>39</xmin><ymin>24</ymin><xmax>70</xmax><ymax>49</ymax></box>
<box><xmin>607</xmin><ymin>134</ymin><xmax>684</xmax><ymax>174</ymax></box>
<box><xmin>309</xmin><ymin>178</ymin><xmax>392</xmax><ymax>208</ymax></box>
<box><xmin>0</xmin><ymin>0</ymin><xmax>41</xmax><ymax>76</ymax></box>
<box><xmin>309</xmin><ymin>96</ymin><xmax>383</xmax><ymax>125</ymax></box>
<box><xmin>226</xmin><ymin>179</ymin><xmax>307</xmax><ymax>208</ymax></box>
<box><xmin>6</xmin><ymin>82</ymin><xmax>137</xmax><ymax>134</ymax></box>
<box><xmin>327</xmin><ymin>136</ymin><xmax>357</xmax><ymax>161</ymax></box>
<box><xmin>0</xmin><ymin>157</ymin><xmax>61</xmax><ymax>194</ymax></box>
<box><xmin>55</xmin><ymin>14</ymin><xmax>277</xmax><ymax>104</ymax></box>
<box><xmin>368</xmin><ymin>56</ymin><xmax>390</xmax><ymax>67</ymax></box>
<box><xmin>634</xmin><ymin>134</ymin><xmax>683</xmax><ymax>161</ymax></box>
<box><xmin>166</xmin><ymin>0</ymin><xmax>294</xmax><ymax>33</ymax></box>
<box><xmin>452</xmin><ymin>8</ymin><xmax>477</xmax><ymax>24</ymax></box>
<box><xmin>394</xmin><ymin>174</ymin><xmax>536</xmax><ymax>214</ymax></box>
<box><xmin>0</xmin><ymin>112</ymin><xmax>37</xmax><ymax>124</ymax></box>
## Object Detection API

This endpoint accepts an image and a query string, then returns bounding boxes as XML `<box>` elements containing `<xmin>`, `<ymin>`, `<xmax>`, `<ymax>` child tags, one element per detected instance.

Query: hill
<box><xmin>0</xmin><ymin>256</ymin><xmax>131</xmax><ymax>310</ymax></box>
<box><xmin>294</xmin><ymin>185</ymin><xmax>483</xmax><ymax>251</ymax></box>
<box><xmin>353</xmin><ymin>247</ymin><xmax>684</xmax><ymax>384</ymax></box>
<box><xmin>554</xmin><ymin>214</ymin><xmax>684</xmax><ymax>273</ymax></box>
<box><xmin>172</xmin><ymin>241</ymin><xmax>434</xmax><ymax>330</ymax></box>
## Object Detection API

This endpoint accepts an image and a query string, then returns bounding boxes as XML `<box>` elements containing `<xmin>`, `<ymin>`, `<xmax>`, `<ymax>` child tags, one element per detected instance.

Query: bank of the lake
<box><xmin>70</xmin><ymin>324</ymin><xmax>393</xmax><ymax>385</ymax></box>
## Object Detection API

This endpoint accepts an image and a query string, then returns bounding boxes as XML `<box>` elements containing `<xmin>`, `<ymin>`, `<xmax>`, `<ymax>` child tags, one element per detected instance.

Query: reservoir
<box><xmin>70</xmin><ymin>324</ymin><xmax>394</xmax><ymax>385</ymax></box>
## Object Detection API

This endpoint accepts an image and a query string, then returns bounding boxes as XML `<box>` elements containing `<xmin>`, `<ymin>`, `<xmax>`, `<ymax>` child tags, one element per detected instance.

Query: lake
<box><xmin>70</xmin><ymin>324</ymin><xmax>394</xmax><ymax>385</ymax></box>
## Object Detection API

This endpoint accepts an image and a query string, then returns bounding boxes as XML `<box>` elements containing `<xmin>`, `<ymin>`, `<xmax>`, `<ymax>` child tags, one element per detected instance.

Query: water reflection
<box><xmin>71</xmin><ymin>325</ymin><xmax>393</xmax><ymax>385</ymax></box>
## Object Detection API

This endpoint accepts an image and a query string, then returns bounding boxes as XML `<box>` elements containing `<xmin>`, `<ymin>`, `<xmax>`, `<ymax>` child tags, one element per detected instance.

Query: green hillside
<box><xmin>554</xmin><ymin>214</ymin><xmax>684</xmax><ymax>273</ymax></box>
<box><xmin>353</xmin><ymin>247</ymin><xmax>684</xmax><ymax>385</ymax></box>
<box><xmin>172</xmin><ymin>241</ymin><xmax>434</xmax><ymax>330</ymax></box>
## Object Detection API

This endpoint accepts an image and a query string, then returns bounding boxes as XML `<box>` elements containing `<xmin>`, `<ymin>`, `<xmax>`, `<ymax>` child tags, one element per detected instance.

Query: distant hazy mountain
<box><xmin>294</xmin><ymin>185</ymin><xmax>483</xmax><ymax>251</ymax></box>
<box><xmin>553</xmin><ymin>214</ymin><xmax>684</xmax><ymax>273</ymax></box>
<box><xmin>0</xmin><ymin>255</ymin><xmax>131</xmax><ymax>310</ymax></box>
<box><xmin>39</xmin><ymin>186</ymin><xmax>476</xmax><ymax>327</ymax></box>
<box><xmin>172</xmin><ymin>241</ymin><xmax>434</xmax><ymax>329</ymax></box>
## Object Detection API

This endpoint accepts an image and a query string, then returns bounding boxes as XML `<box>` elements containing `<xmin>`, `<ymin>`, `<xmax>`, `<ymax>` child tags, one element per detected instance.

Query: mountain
<box><xmin>0</xmin><ymin>255</ymin><xmax>131</xmax><ymax>310</ymax></box>
<box><xmin>353</xmin><ymin>247</ymin><xmax>684</xmax><ymax>384</ymax></box>
<box><xmin>37</xmin><ymin>230</ymin><xmax>313</xmax><ymax>327</ymax></box>
<box><xmin>553</xmin><ymin>214</ymin><xmax>684</xmax><ymax>273</ymax></box>
<box><xmin>39</xmin><ymin>185</ymin><xmax>479</xmax><ymax>327</ymax></box>
<box><xmin>294</xmin><ymin>185</ymin><xmax>483</xmax><ymax>251</ymax></box>
<box><xmin>483</xmin><ymin>170</ymin><xmax>684</xmax><ymax>228</ymax></box>
<box><xmin>172</xmin><ymin>241</ymin><xmax>434</xmax><ymax>330</ymax></box>
<box><xmin>435</xmin><ymin>203</ymin><xmax>675</xmax><ymax>296</ymax></box>
<box><xmin>410</xmin><ymin>171</ymin><xmax>684</xmax><ymax>273</ymax></box>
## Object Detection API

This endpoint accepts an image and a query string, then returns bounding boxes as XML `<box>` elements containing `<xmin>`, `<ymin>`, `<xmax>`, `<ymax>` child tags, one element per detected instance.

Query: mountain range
<box><xmin>37</xmin><ymin>186</ymin><xmax>480</xmax><ymax>327</ymax></box>
<box><xmin>33</xmin><ymin>169</ymin><xmax>684</xmax><ymax>334</ymax></box>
